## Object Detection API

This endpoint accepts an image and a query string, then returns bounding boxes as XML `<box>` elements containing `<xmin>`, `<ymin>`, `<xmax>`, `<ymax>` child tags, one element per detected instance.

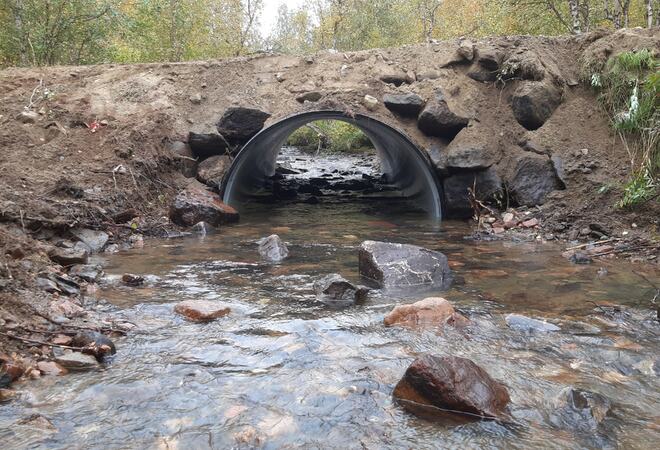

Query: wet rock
<box><xmin>16</xmin><ymin>414</ymin><xmax>57</xmax><ymax>432</ymax></box>
<box><xmin>445</xmin><ymin>126</ymin><xmax>502</xmax><ymax>170</ymax></box>
<box><xmin>296</xmin><ymin>91</ymin><xmax>323</xmax><ymax>103</ymax></box>
<box><xmin>359</xmin><ymin>240</ymin><xmax>452</xmax><ymax>289</ymax></box>
<box><xmin>192</xmin><ymin>221</ymin><xmax>213</xmax><ymax>236</ymax></box>
<box><xmin>0</xmin><ymin>361</ymin><xmax>25</xmax><ymax>388</ymax></box>
<box><xmin>166</xmin><ymin>141</ymin><xmax>198</xmax><ymax>178</ymax></box>
<box><xmin>48</xmin><ymin>246</ymin><xmax>89</xmax><ymax>266</ymax></box>
<box><xmin>506</xmin><ymin>153</ymin><xmax>563</xmax><ymax>206</ymax></box>
<box><xmin>0</xmin><ymin>388</ymin><xmax>18</xmax><ymax>403</ymax></box>
<box><xmin>442</xmin><ymin>168</ymin><xmax>502</xmax><ymax>219</ymax></box>
<box><xmin>258</xmin><ymin>234</ymin><xmax>289</xmax><ymax>262</ymax></box>
<box><xmin>69</xmin><ymin>264</ymin><xmax>103</xmax><ymax>282</ymax></box>
<box><xmin>197</xmin><ymin>155</ymin><xmax>231</xmax><ymax>188</ymax></box>
<box><xmin>383</xmin><ymin>93</ymin><xmax>425</xmax><ymax>117</ymax></box>
<box><xmin>169</xmin><ymin>183</ymin><xmax>239</xmax><ymax>227</ymax></box>
<box><xmin>314</xmin><ymin>274</ymin><xmax>369</xmax><ymax>305</ymax></box>
<box><xmin>393</xmin><ymin>355</ymin><xmax>510</xmax><ymax>420</ymax></box>
<box><xmin>384</xmin><ymin>297</ymin><xmax>469</xmax><ymax>328</ymax></box>
<box><xmin>551</xmin><ymin>387</ymin><xmax>611</xmax><ymax>432</ymax></box>
<box><xmin>54</xmin><ymin>351</ymin><xmax>99</xmax><ymax>370</ymax></box>
<box><xmin>511</xmin><ymin>81</ymin><xmax>562</xmax><ymax>130</ymax></box>
<box><xmin>70</xmin><ymin>228</ymin><xmax>109</xmax><ymax>252</ymax></box>
<box><xmin>417</xmin><ymin>97</ymin><xmax>469</xmax><ymax>139</ymax></box>
<box><xmin>216</xmin><ymin>107</ymin><xmax>271</xmax><ymax>146</ymax></box>
<box><xmin>188</xmin><ymin>132</ymin><xmax>229</xmax><ymax>159</ymax></box>
<box><xmin>174</xmin><ymin>300</ymin><xmax>231</xmax><ymax>322</ymax></box>
<box><xmin>71</xmin><ymin>331</ymin><xmax>117</xmax><ymax>360</ymax></box>
<box><xmin>36</xmin><ymin>361</ymin><xmax>67</xmax><ymax>376</ymax></box>
<box><xmin>505</xmin><ymin>313</ymin><xmax>560</xmax><ymax>332</ymax></box>
<box><xmin>568</xmin><ymin>252</ymin><xmax>592</xmax><ymax>264</ymax></box>
<box><xmin>122</xmin><ymin>273</ymin><xmax>144</xmax><ymax>286</ymax></box>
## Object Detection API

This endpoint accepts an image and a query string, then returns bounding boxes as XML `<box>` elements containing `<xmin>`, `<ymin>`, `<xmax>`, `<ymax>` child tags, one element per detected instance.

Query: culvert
<box><xmin>221</xmin><ymin>111</ymin><xmax>443</xmax><ymax>219</ymax></box>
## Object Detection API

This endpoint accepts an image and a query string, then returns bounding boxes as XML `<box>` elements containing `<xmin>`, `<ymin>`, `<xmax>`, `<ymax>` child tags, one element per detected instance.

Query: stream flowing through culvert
<box><xmin>1</xmin><ymin>149</ymin><xmax>659</xmax><ymax>449</ymax></box>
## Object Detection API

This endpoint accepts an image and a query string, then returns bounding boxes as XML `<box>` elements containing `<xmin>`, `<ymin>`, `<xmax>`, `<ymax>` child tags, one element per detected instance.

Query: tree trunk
<box><xmin>646</xmin><ymin>0</ymin><xmax>654</xmax><ymax>27</ymax></box>
<box><xmin>568</xmin><ymin>0</ymin><xmax>581</xmax><ymax>34</ymax></box>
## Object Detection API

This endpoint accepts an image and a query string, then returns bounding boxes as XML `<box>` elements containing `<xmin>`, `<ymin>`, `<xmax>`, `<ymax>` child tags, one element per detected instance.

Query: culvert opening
<box><xmin>221</xmin><ymin>111</ymin><xmax>443</xmax><ymax>219</ymax></box>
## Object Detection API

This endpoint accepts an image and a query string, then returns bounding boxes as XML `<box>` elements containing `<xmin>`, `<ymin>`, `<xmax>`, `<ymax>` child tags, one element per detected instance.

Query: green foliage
<box><xmin>617</xmin><ymin>170</ymin><xmax>657</xmax><ymax>208</ymax></box>
<box><xmin>287</xmin><ymin>121</ymin><xmax>374</xmax><ymax>154</ymax></box>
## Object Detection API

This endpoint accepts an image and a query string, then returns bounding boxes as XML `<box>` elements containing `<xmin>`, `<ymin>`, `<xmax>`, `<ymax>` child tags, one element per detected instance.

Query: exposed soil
<box><xmin>0</xmin><ymin>28</ymin><xmax>659</xmax><ymax>375</ymax></box>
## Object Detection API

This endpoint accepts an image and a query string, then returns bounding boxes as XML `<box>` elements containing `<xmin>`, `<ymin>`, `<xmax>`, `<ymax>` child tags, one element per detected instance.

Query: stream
<box><xmin>1</xmin><ymin>150</ymin><xmax>659</xmax><ymax>449</ymax></box>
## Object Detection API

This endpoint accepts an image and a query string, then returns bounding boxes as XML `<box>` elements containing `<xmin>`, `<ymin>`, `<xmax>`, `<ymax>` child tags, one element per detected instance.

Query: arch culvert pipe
<box><xmin>220</xmin><ymin>111</ymin><xmax>443</xmax><ymax>219</ymax></box>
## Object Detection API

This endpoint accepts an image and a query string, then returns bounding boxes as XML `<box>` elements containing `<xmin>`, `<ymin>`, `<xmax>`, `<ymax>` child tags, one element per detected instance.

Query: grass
<box><xmin>286</xmin><ymin>120</ymin><xmax>374</xmax><ymax>154</ymax></box>
<box><xmin>588</xmin><ymin>49</ymin><xmax>659</xmax><ymax>208</ymax></box>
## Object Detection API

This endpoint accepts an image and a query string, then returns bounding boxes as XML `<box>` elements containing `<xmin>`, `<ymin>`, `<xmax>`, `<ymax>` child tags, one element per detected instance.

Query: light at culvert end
<box><xmin>221</xmin><ymin>111</ymin><xmax>443</xmax><ymax>219</ymax></box>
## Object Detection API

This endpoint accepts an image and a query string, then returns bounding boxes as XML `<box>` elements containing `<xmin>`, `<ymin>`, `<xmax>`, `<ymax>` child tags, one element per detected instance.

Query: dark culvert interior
<box><xmin>221</xmin><ymin>111</ymin><xmax>443</xmax><ymax>219</ymax></box>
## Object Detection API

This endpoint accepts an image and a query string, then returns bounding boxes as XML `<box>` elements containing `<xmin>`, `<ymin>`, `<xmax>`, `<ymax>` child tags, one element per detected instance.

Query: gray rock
<box><xmin>417</xmin><ymin>98</ymin><xmax>469</xmax><ymax>139</ymax></box>
<box><xmin>258</xmin><ymin>234</ymin><xmax>288</xmax><ymax>262</ymax></box>
<box><xmin>192</xmin><ymin>221</ymin><xmax>213</xmax><ymax>236</ymax></box>
<box><xmin>36</xmin><ymin>277</ymin><xmax>59</xmax><ymax>293</ymax></box>
<box><xmin>216</xmin><ymin>107</ymin><xmax>271</xmax><ymax>146</ymax></box>
<box><xmin>445</xmin><ymin>127</ymin><xmax>502</xmax><ymax>170</ymax></box>
<box><xmin>54</xmin><ymin>351</ymin><xmax>99</xmax><ymax>370</ymax></box>
<box><xmin>48</xmin><ymin>247</ymin><xmax>89</xmax><ymax>266</ymax></box>
<box><xmin>359</xmin><ymin>240</ymin><xmax>452</xmax><ymax>289</ymax></box>
<box><xmin>507</xmin><ymin>153</ymin><xmax>563</xmax><ymax>206</ymax></box>
<box><xmin>50</xmin><ymin>274</ymin><xmax>80</xmax><ymax>296</ymax></box>
<box><xmin>314</xmin><ymin>274</ymin><xmax>369</xmax><ymax>305</ymax></box>
<box><xmin>383</xmin><ymin>93</ymin><xmax>425</xmax><ymax>117</ymax></box>
<box><xmin>197</xmin><ymin>155</ymin><xmax>231</xmax><ymax>188</ymax></box>
<box><xmin>70</xmin><ymin>228</ymin><xmax>109</xmax><ymax>253</ymax></box>
<box><xmin>443</xmin><ymin>168</ymin><xmax>502</xmax><ymax>219</ymax></box>
<box><xmin>69</xmin><ymin>264</ymin><xmax>103</xmax><ymax>282</ymax></box>
<box><xmin>188</xmin><ymin>132</ymin><xmax>230</xmax><ymax>159</ymax></box>
<box><xmin>511</xmin><ymin>81</ymin><xmax>562</xmax><ymax>130</ymax></box>
<box><xmin>505</xmin><ymin>313</ymin><xmax>560</xmax><ymax>332</ymax></box>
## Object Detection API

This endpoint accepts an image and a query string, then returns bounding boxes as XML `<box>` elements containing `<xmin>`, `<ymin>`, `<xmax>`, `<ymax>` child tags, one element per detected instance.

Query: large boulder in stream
<box><xmin>384</xmin><ymin>297</ymin><xmax>468</xmax><ymax>329</ymax></box>
<box><xmin>393</xmin><ymin>354</ymin><xmax>511</xmax><ymax>420</ymax></box>
<box><xmin>358</xmin><ymin>241</ymin><xmax>452</xmax><ymax>289</ymax></box>
<box><xmin>169</xmin><ymin>183</ymin><xmax>239</xmax><ymax>227</ymax></box>
<box><xmin>216</xmin><ymin>107</ymin><xmax>271</xmax><ymax>146</ymax></box>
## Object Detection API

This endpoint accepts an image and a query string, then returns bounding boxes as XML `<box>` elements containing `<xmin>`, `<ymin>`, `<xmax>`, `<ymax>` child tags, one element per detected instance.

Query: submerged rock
<box><xmin>216</xmin><ymin>107</ymin><xmax>271</xmax><ymax>146</ymax></box>
<box><xmin>169</xmin><ymin>183</ymin><xmax>239</xmax><ymax>227</ymax></box>
<box><xmin>314</xmin><ymin>274</ymin><xmax>369</xmax><ymax>305</ymax></box>
<box><xmin>505</xmin><ymin>313</ymin><xmax>560</xmax><ymax>332</ymax></box>
<box><xmin>551</xmin><ymin>387</ymin><xmax>611</xmax><ymax>432</ymax></box>
<box><xmin>174</xmin><ymin>300</ymin><xmax>231</xmax><ymax>322</ymax></box>
<box><xmin>384</xmin><ymin>297</ymin><xmax>468</xmax><ymax>328</ymax></box>
<box><xmin>393</xmin><ymin>355</ymin><xmax>510</xmax><ymax>420</ymax></box>
<box><xmin>358</xmin><ymin>240</ymin><xmax>452</xmax><ymax>289</ymax></box>
<box><xmin>258</xmin><ymin>234</ymin><xmax>289</xmax><ymax>262</ymax></box>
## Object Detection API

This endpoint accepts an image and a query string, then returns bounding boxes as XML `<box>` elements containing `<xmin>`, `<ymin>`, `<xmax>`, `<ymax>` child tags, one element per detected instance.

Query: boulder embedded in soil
<box><xmin>216</xmin><ymin>107</ymin><xmax>271</xmax><ymax>146</ymax></box>
<box><xmin>442</xmin><ymin>168</ymin><xmax>502</xmax><ymax>219</ymax></box>
<box><xmin>48</xmin><ymin>247</ymin><xmax>89</xmax><ymax>266</ymax></box>
<box><xmin>169</xmin><ymin>184</ymin><xmax>239</xmax><ymax>227</ymax></box>
<box><xmin>506</xmin><ymin>153</ymin><xmax>563</xmax><ymax>206</ymax></box>
<box><xmin>383</xmin><ymin>93</ymin><xmax>425</xmax><ymax>117</ymax></box>
<box><xmin>174</xmin><ymin>300</ymin><xmax>231</xmax><ymax>322</ymax></box>
<box><xmin>505</xmin><ymin>313</ymin><xmax>560</xmax><ymax>332</ymax></box>
<box><xmin>296</xmin><ymin>91</ymin><xmax>323</xmax><ymax>103</ymax></box>
<box><xmin>314</xmin><ymin>274</ymin><xmax>369</xmax><ymax>305</ymax></box>
<box><xmin>197</xmin><ymin>155</ymin><xmax>231</xmax><ymax>188</ymax></box>
<box><xmin>70</xmin><ymin>228</ymin><xmax>109</xmax><ymax>253</ymax></box>
<box><xmin>393</xmin><ymin>355</ymin><xmax>510</xmax><ymax>420</ymax></box>
<box><xmin>166</xmin><ymin>141</ymin><xmax>198</xmax><ymax>178</ymax></box>
<box><xmin>54</xmin><ymin>351</ymin><xmax>99</xmax><ymax>371</ymax></box>
<box><xmin>258</xmin><ymin>234</ymin><xmax>289</xmax><ymax>262</ymax></box>
<box><xmin>358</xmin><ymin>241</ymin><xmax>452</xmax><ymax>289</ymax></box>
<box><xmin>384</xmin><ymin>297</ymin><xmax>468</xmax><ymax>328</ymax></box>
<box><xmin>444</xmin><ymin>126</ymin><xmax>502</xmax><ymax>170</ymax></box>
<box><xmin>417</xmin><ymin>99</ymin><xmax>469</xmax><ymax>139</ymax></box>
<box><xmin>511</xmin><ymin>81</ymin><xmax>562</xmax><ymax>130</ymax></box>
<box><xmin>188</xmin><ymin>132</ymin><xmax>230</xmax><ymax>158</ymax></box>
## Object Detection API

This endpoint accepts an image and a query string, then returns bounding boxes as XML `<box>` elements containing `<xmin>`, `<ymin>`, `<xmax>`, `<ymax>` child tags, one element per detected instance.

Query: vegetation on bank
<box><xmin>286</xmin><ymin>121</ymin><xmax>374</xmax><ymax>154</ymax></box>
<box><xmin>0</xmin><ymin>0</ymin><xmax>657</xmax><ymax>67</ymax></box>
<box><xmin>587</xmin><ymin>49</ymin><xmax>659</xmax><ymax>208</ymax></box>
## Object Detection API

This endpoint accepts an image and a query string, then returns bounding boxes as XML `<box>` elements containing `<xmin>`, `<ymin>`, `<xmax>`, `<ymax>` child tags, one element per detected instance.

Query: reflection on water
<box><xmin>1</xmin><ymin>201</ymin><xmax>658</xmax><ymax>449</ymax></box>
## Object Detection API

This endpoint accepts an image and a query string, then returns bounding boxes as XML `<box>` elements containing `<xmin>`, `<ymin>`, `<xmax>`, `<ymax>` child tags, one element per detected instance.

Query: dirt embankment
<box><xmin>0</xmin><ymin>28</ymin><xmax>658</xmax><ymax>377</ymax></box>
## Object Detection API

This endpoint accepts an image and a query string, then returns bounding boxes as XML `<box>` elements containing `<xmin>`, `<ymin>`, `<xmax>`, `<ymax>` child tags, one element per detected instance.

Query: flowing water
<box><xmin>1</xmin><ymin>152</ymin><xmax>659</xmax><ymax>450</ymax></box>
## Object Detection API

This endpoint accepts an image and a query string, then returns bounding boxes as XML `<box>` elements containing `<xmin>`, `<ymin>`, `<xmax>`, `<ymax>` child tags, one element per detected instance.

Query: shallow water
<box><xmin>2</xmin><ymin>158</ymin><xmax>659</xmax><ymax>449</ymax></box>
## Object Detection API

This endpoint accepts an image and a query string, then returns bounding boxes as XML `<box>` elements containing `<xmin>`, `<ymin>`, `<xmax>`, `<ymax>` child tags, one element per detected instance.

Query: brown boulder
<box><xmin>393</xmin><ymin>355</ymin><xmax>510</xmax><ymax>420</ymax></box>
<box><xmin>384</xmin><ymin>297</ymin><xmax>469</xmax><ymax>328</ymax></box>
<box><xmin>169</xmin><ymin>183</ymin><xmax>239</xmax><ymax>227</ymax></box>
<box><xmin>174</xmin><ymin>300</ymin><xmax>231</xmax><ymax>322</ymax></box>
